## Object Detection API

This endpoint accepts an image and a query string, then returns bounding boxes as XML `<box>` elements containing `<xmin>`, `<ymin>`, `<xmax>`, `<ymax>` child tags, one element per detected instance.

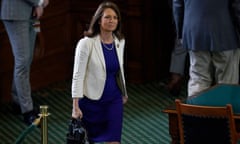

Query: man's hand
<box><xmin>33</xmin><ymin>6</ymin><xmax>44</xmax><ymax>19</ymax></box>
<box><xmin>42</xmin><ymin>0</ymin><xmax>49</xmax><ymax>8</ymax></box>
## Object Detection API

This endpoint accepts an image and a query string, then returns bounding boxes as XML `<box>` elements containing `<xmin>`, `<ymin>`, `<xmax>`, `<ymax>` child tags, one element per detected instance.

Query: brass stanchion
<box><xmin>40</xmin><ymin>105</ymin><xmax>50</xmax><ymax>144</ymax></box>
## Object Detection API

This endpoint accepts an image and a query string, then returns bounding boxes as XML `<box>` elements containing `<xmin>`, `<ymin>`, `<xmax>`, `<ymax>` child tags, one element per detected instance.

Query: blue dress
<box><xmin>78</xmin><ymin>42</ymin><xmax>123</xmax><ymax>143</ymax></box>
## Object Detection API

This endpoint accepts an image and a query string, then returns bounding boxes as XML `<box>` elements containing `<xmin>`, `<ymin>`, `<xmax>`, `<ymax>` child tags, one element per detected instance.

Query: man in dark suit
<box><xmin>0</xmin><ymin>0</ymin><xmax>49</xmax><ymax>125</ymax></box>
<box><xmin>173</xmin><ymin>0</ymin><xmax>240</xmax><ymax>97</ymax></box>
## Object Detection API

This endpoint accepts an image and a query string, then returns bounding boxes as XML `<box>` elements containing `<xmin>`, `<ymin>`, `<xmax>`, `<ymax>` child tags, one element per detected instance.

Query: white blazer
<box><xmin>71</xmin><ymin>35</ymin><xmax>127</xmax><ymax>100</ymax></box>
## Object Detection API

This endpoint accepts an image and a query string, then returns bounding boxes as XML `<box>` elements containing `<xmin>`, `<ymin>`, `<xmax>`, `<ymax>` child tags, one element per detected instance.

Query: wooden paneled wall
<box><xmin>0</xmin><ymin>0</ymin><xmax>175</xmax><ymax>103</ymax></box>
<box><xmin>122</xmin><ymin>0</ymin><xmax>175</xmax><ymax>83</ymax></box>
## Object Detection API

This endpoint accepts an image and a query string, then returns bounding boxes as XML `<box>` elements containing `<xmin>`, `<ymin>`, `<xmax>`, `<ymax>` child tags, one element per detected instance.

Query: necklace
<box><xmin>101</xmin><ymin>42</ymin><xmax>114</xmax><ymax>50</ymax></box>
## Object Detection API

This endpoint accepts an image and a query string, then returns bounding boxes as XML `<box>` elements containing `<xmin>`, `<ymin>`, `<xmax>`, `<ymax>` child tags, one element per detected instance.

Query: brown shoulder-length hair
<box><xmin>84</xmin><ymin>1</ymin><xmax>124</xmax><ymax>40</ymax></box>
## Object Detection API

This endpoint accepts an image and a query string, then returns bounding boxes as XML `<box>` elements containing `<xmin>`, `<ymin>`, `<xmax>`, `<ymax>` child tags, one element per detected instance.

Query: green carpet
<box><xmin>0</xmin><ymin>80</ymin><xmax>187</xmax><ymax>144</ymax></box>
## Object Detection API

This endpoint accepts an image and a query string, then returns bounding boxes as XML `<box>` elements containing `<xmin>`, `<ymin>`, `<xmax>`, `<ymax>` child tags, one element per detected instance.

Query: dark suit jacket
<box><xmin>173</xmin><ymin>0</ymin><xmax>240</xmax><ymax>51</ymax></box>
<box><xmin>0</xmin><ymin>0</ymin><xmax>40</xmax><ymax>20</ymax></box>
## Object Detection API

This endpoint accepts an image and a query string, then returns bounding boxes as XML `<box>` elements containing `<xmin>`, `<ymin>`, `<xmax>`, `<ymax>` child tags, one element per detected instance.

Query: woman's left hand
<box><xmin>122</xmin><ymin>95</ymin><xmax>128</xmax><ymax>104</ymax></box>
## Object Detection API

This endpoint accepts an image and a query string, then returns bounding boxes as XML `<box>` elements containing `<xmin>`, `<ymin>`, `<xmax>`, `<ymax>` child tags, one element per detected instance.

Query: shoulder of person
<box><xmin>77</xmin><ymin>36</ymin><xmax>96</xmax><ymax>45</ymax></box>
<box><xmin>113</xmin><ymin>35</ymin><xmax>125</xmax><ymax>44</ymax></box>
<box><xmin>118</xmin><ymin>38</ymin><xmax>125</xmax><ymax>47</ymax></box>
<box><xmin>75</xmin><ymin>37</ymin><xmax>90</xmax><ymax>49</ymax></box>
<box><xmin>75</xmin><ymin>36</ymin><xmax>98</xmax><ymax>53</ymax></box>
<box><xmin>119</xmin><ymin>38</ymin><xmax>125</xmax><ymax>44</ymax></box>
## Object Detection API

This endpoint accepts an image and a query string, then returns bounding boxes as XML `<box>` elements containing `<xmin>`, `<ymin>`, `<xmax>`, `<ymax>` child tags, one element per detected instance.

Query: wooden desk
<box><xmin>162</xmin><ymin>107</ymin><xmax>240</xmax><ymax>144</ymax></box>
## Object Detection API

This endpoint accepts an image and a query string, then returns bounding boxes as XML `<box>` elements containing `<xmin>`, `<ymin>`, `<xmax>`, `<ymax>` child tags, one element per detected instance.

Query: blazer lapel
<box><xmin>94</xmin><ymin>35</ymin><xmax>106</xmax><ymax>71</ymax></box>
<box><xmin>114</xmin><ymin>38</ymin><xmax>123</xmax><ymax>65</ymax></box>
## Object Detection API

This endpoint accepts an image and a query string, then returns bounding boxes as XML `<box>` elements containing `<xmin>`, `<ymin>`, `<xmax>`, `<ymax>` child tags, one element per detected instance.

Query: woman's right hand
<box><xmin>72</xmin><ymin>107</ymin><xmax>83</xmax><ymax>119</ymax></box>
<box><xmin>72</xmin><ymin>98</ymin><xmax>83</xmax><ymax>119</ymax></box>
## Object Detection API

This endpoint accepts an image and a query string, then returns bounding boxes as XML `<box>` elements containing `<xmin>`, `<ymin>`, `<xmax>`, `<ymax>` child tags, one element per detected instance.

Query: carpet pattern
<box><xmin>0</xmin><ymin>80</ymin><xmax>187</xmax><ymax>144</ymax></box>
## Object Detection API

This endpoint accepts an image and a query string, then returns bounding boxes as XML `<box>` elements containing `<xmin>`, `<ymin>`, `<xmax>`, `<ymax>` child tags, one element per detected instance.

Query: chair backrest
<box><xmin>175</xmin><ymin>99</ymin><xmax>237</xmax><ymax>144</ymax></box>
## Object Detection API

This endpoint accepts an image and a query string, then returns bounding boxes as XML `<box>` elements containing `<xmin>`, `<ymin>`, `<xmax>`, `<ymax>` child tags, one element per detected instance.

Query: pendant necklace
<box><xmin>101</xmin><ymin>41</ymin><xmax>114</xmax><ymax>51</ymax></box>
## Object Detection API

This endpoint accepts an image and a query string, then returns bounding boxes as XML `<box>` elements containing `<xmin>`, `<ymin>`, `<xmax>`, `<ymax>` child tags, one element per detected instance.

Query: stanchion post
<box><xmin>40</xmin><ymin>105</ymin><xmax>50</xmax><ymax>144</ymax></box>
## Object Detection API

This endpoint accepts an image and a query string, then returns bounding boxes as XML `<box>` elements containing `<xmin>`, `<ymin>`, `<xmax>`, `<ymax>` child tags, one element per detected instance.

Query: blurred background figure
<box><xmin>0</xmin><ymin>0</ymin><xmax>49</xmax><ymax>125</ymax></box>
<box><xmin>166</xmin><ymin>39</ymin><xmax>187</xmax><ymax>96</ymax></box>
<box><xmin>173</xmin><ymin>0</ymin><xmax>240</xmax><ymax>97</ymax></box>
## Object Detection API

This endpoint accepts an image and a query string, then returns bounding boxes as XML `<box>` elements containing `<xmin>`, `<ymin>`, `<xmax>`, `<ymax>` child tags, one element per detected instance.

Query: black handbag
<box><xmin>66</xmin><ymin>118</ymin><xmax>89</xmax><ymax>144</ymax></box>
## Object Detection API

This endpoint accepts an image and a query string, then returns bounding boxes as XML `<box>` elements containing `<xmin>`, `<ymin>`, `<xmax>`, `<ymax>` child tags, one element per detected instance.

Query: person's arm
<box><xmin>172</xmin><ymin>0</ymin><xmax>184</xmax><ymax>39</ymax></box>
<box><xmin>230</xmin><ymin>0</ymin><xmax>240</xmax><ymax>32</ymax></box>
<box><xmin>71</xmin><ymin>38</ymin><xmax>90</xmax><ymax>118</ymax></box>
<box><xmin>71</xmin><ymin>38</ymin><xmax>90</xmax><ymax>99</ymax></box>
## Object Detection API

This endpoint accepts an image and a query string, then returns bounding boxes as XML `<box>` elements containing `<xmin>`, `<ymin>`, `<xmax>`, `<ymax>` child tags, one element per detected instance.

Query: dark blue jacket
<box><xmin>173</xmin><ymin>0</ymin><xmax>240</xmax><ymax>51</ymax></box>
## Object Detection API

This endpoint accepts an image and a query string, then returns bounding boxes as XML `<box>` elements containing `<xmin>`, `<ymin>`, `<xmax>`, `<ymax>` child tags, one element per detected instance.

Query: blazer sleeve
<box><xmin>230</xmin><ymin>0</ymin><xmax>240</xmax><ymax>32</ymax></box>
<box><xmin>172</xmin><ymin>0</ymin><xmax>184</xmax><ymax>39</ymax></box>
<box><xmin>119</xmin><ymin>39</ymin><xmax>127</xmax><ymax>97</ymax></box>
<box><xmin>71</xmin><ymin>37</ymin><xmax>92</xmax><ymax>98</ymax></box>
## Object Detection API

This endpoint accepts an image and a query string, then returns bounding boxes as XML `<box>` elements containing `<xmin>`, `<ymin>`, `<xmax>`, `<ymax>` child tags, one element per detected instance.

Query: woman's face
<box><xmin>99</xmin><ymin>8</ymin><xmax>118</xmax><ymax>32</ymax></box>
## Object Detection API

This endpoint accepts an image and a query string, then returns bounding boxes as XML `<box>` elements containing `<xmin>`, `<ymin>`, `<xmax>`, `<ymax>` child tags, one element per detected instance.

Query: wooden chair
<box><xmin>175</xmin><ymin>99</ymin><xmax>238</xmax><ymax>144</ymax></box>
